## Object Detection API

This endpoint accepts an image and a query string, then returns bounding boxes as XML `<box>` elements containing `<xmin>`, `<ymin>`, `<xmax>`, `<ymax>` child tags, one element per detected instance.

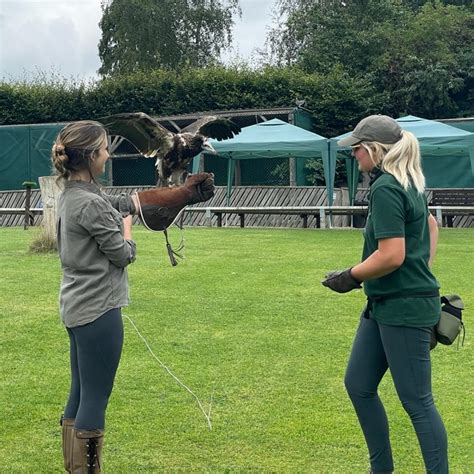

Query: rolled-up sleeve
<box><xmin>79</xmin><ymin>199</ymin><xmax>136</xmax><ymax>268</ymax></box>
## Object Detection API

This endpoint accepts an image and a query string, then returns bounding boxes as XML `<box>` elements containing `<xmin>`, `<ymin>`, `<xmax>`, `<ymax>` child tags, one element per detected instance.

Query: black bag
<box><xmin>430</xmin><ymin>294</ymin><xmax>465</xmax><ymax>350</ymax></box>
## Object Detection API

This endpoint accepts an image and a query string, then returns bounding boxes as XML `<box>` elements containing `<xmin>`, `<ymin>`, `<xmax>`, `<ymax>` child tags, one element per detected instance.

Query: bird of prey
<box><xmin>99</xmin><ymin>112</ymin><xmax>241</xmax><ymax>186</ymax></box>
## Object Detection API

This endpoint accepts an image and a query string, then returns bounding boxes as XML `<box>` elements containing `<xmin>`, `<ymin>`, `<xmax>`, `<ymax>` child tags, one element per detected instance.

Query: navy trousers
<box><xmin>344</xmin><ymin>314</ymin><xmax>448</xmax><ymax>473</ymax></box>
<box><xmin>64</xmin><ymin>308</ymin><xmax>124</xmax><ymax>430</ymax></box>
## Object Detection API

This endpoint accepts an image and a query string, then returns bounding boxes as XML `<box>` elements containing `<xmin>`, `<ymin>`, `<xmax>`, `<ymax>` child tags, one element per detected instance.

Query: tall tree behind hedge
<box><xmin>98</xmin><ymin>0</ymin><xmax>240</xmax><ymax>75</ymax></box>
<box><xmin>264</xmin><ymin>0</ymin><xmax>473</xmax><ymax>118</ymax></box>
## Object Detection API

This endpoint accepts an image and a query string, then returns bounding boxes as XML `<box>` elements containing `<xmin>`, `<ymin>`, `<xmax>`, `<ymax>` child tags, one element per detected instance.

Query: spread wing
<box><xmin>181</xmin><ymin>116</ymin><xmax>241</xmax><ymax>141</ymax></box>
<box><xmin>98</xmin><ymin>112</ymin><xmax>174</xmax><ymax>157</ymax></box>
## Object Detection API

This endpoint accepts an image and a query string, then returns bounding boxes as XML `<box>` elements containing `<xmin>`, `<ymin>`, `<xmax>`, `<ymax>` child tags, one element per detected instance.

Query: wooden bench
<box><xmin>185</xmin><ymin>206</ymin><xmax>369</xmax><ymax>228</ymax></box>
<box><xmin>186</xmin><ymin>205</ymin><xmax>474</xmax><ymax>229</ymax></box>
<box><xmin>429</xmin><ymin>189</ymin><xmax>474</xmax><ymax>227</ymax></box>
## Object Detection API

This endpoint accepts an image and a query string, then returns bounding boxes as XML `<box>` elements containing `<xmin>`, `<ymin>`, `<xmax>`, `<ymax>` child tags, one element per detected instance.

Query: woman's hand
<box><xmin>322</xmin><ymin>268</ymin><xmax>362</xmax><ymax>293</ymax></box>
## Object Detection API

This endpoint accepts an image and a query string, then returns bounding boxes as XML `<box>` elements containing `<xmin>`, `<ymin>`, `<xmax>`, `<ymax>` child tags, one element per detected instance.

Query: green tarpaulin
<box><xmin>330</xmin><ymin>115</ymin><xmax>474</xmax><ymax>204</ymax></box>
<box><xmin>0</xmin><ymin>123</ymin><xmax>65</xmax><ymax>191</ymax></box>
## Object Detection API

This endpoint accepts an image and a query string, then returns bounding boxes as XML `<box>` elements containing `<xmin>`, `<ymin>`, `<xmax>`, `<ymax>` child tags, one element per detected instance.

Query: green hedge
<box><xmin>0</xmin><ymin>67</ymin><xmax>380</xmax><ymax>136</ymax></box>
<box><xmin>1</xmin><ymin>65</ymin><xmax>469</xmax><ymax>137</ymax></box>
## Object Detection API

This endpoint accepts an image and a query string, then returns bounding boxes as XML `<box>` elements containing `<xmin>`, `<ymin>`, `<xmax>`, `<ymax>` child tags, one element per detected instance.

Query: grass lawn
<box><xmin>0</xmin><ymin>226</ymin><xmax>472</xmax><ymax>473</ymax></box>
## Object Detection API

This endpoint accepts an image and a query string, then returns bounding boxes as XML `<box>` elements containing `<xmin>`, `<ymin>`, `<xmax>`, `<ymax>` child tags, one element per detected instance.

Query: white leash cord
<box><xmin>133</xmin><ymin>191</ymin><xmax>186</xmax><ymax>265</ymax></box>
<box><xmin>134</xmin><ymin>191</ymin><xmax>186</xmax><ymax>234</ymax></box>
<box><xmin>123</xmin><ymin>314</ymin><xmax>213</xmax><ymax>430</ymax></box>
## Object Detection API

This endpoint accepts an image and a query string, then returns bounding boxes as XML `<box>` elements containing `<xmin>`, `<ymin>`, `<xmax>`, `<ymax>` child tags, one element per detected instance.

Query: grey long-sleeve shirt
<box><xmin>56</xmin><ymin>181</ymin><xmax>136</xmax><ymax>327</ymax></box>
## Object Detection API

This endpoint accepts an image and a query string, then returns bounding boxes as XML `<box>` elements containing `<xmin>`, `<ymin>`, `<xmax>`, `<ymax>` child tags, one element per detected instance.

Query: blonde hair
<box><xmin>52</xmin><ymin>121</ymin><xmax>107</xmax><ymax>181</ymax></box>
<box><xmin>362</xmin><ymin>130</ymin><xmax>425</xmax><ymax>193</ymax></box>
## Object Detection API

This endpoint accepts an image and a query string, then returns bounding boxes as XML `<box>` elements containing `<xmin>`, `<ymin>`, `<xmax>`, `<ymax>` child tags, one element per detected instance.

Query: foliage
<box><xmin>98</xmin><ymin>0</ymin><xmax>241</xmax><ymax>76</ymax></box>
<box><xmin>265</xmin><ymin>0</ymin><xmax>474</xmax><ymax>118</ymax></box>
<box><xmin>304</xmin><ymin>157</ymin><xmax>348</xmax><ymax>187</ymax></box>
<box><xmin>376</xmin><ymin>1</ymin><xmax>474</xmax><ymax>117</ymax></box>
<box><xmin>270</xmin><ymin>160</ymin><xmax>289</xmax><ymax>184</ymax></box>
<box><xmin>29</xmin><ymin>230</ymin><xmax>57</xmax><ymax>253</ymax></box>
<box><xmin>0</xmin><ymin>74</ymin><xmax>94</xmax><ymax>125</ymax></box>
<box><xmin>0</xmin><ymin>226</ymin><xmax>473</xmax><ymax>472</ymax></box>
<box><xmin>0</xmin><ymin>66</ymin><xmax>377</xmax><ymax>136</ymax></box>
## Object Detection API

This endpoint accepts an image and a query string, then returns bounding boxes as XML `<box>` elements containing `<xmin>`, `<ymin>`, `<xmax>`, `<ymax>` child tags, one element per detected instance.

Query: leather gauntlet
<box><xmin>136</xmin><ymin>173</ymin><xmax>215</xmax><ymax>231</ymax></box>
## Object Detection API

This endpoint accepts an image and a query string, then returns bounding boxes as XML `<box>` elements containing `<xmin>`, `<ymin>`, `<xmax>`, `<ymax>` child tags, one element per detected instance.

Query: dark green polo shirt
<box><xmin>363</xmin><ymin>172</ymin><xmax>440</xmax><ymax>327</ymax></box>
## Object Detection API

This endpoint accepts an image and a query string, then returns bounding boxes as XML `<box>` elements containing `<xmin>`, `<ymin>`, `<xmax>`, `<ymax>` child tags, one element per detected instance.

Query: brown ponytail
<box><xmin>51</xmin><ymin>121</ymin><xmax>107</xmax><ymax>182</ymax></box>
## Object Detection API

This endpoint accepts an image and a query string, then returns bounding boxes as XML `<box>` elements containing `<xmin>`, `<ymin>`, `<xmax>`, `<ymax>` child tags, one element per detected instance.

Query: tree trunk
<box><xmin>38</xmin><ymin>176</ymin><xmax>63</xmax><ymax>242</ymax></box>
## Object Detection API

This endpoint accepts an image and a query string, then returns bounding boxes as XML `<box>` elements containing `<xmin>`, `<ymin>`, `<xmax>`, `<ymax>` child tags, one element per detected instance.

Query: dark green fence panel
<box><xmin>0</xmin><ymin>126</ymin><xmax>30</xmax><ymax>190</ymax></box>
<box><xmin>30</xmin><ymin>125</ymin><xmax>63</xmax><ymax>183</ymax></box>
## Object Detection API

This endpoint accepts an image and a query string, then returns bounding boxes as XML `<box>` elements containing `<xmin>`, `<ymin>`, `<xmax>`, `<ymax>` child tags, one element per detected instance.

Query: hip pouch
<box><xmin>431</xmin><ymin>294</ymin><xmax>465</xmax><ymax>349</ymax></box>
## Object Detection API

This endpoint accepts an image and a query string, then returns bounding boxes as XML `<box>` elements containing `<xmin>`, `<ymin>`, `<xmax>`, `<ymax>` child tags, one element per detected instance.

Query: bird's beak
<box><xmin>201</xmin><ymin>141</ymin><xmax>216</xmax><ymax>154</ymax></box>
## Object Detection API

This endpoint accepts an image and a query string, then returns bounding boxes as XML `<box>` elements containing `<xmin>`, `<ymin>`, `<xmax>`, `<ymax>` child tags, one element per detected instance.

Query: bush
<box><xmin>0</xmin><ymin>66</ymin><xmax>377</xmax><ymax>136</ymax></box>
<box><xmin>29</xmin><ymin>230</ymin><xmax>57</xmax><ymax>254</ymax></box>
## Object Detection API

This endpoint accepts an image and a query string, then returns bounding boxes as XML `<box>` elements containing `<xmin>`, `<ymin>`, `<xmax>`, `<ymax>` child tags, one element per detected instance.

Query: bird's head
<box><xmin>200</xmin><ymin>139</ymin><xmax>216</xmax><ymax>155</ymax></box>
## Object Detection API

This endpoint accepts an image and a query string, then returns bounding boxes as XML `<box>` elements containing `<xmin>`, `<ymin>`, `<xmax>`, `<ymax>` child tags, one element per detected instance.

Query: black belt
<box><xmin>369</xmin><ymin>290</ymin><xmax>440</xmax><ymax>303</ymax></box>
<box><xmin>364</xmin><ymin>290</ymin><xmax>440</xmax><ymax>318</ymax></box>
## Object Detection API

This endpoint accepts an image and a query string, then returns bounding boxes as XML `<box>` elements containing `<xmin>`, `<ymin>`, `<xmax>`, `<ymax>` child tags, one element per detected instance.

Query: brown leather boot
<box><xmin>60</xmin><ymin>415</ymin><xmax>75</xmax><ymax>472</ymax></box>
<box><xmin>71</xmin><ymin>429</ymin><xmax>104</xmax><ymax>473</ymax></box>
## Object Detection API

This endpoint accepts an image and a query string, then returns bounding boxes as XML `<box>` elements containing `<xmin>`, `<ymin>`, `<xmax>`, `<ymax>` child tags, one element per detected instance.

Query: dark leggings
<box><xmin>64</xmin><ymin>308</ymin><xmax>124</xmax><ymax>430</ymax></box>
<box><xmin>344</xmin><ymin>315</ymin><xmax>448</xmax><ymax>474</ymax></box>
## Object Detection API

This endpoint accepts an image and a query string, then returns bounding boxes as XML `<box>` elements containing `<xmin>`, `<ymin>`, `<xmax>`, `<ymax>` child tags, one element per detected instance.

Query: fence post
<box><xmin>38</xmin><ymin>176</ymin><xmax>63</xmax><ymax>242</ymax></box>
<box><xmin>22</xmin><ymin>181</ymin><xmax>37</xmax><ymax>230</ymax></box>
<box><xmin>289</xmin><ymin>157</ymin><xmax>296</xmax><ymax>186</ymax></box>
<box><xmin>319</xmin><ymin>208</ymin><xmax>326</xmax><ymax>229</ymax></box>
<box><xmin>205</xmin><ymin>208</ymin><xmax>212</xmax><ymax>227</ymax></box>
<box><xmin>435</xmin><ymin>207</ymin><xmax>443</xmax><ymax>227</ymax></box>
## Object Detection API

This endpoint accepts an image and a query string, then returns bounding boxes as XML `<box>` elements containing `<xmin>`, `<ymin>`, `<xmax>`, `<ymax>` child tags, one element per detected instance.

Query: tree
<box><xmin>98</xmin><ymin>0</ymin><xmax>241</xmax><ymax>76</ymax></box>
<box><xmin>376</xmin><ymin>2</ymin><xmax>474</xmax><ymax>116</ymax></box>
<box><xmin>263</xmin><ymin>0</ymin><xmax>473</xmax><ymax>118</ymax></box>
<box><xmin>263</xmin><ymin>0</ymin><xmax>410</xmax><ymax>74</ymax></box>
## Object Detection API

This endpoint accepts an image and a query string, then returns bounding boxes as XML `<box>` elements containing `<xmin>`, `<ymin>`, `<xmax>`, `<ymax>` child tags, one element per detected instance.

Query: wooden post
<box><xmin>289</xmin><ymin>157</ymin><xmax>296</xmax><ymax>186</ymax></box>
<box><xmin>38</xmin><ymin>176</ymin><xmax>63</xmax><ymax>242</ymax></box>
<box><xmin>22</xmin><ymin>181</ymin><xmax>37</xmax><ymax>230</ymax></box>
<box><xmin>234</xmin><ymin>160</ymin><xmax>241</xmax><ymax>186</ymax></box>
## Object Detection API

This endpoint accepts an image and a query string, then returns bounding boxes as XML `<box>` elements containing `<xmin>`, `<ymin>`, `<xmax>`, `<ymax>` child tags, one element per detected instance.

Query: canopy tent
<box><xmin>330</xmin><ymin>115</ymin><xmax>474</xmax><ymax>204</ymax></box>
<box><xmin>193</xmin><ymin>118</ymin><xmax>330</xmax><ymax>205</ymax></box>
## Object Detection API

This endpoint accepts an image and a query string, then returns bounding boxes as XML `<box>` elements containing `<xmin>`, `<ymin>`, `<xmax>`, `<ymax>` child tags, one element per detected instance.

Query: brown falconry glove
<box><xmin>136</xmin><ymin>173</ymin><xmax>215</xmax><ymax>231</ymax></box>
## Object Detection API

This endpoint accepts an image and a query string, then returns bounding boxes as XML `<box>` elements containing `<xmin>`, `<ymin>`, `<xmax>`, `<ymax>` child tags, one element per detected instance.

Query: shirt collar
<box><xmin>65</xmin><ymin>180</ymin><xmax>102</xmax><ymax>194</ymax></box>
<box><xmin>369</xmin><ymin>167</ymin><xmax>384</xmax><ymax>186</ymax></box>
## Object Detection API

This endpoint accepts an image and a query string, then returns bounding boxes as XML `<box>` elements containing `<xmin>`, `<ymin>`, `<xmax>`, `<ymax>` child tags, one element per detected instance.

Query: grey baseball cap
<box><xmin>337</xmin><ymin>115</ymin><xmax>402</xmax><ymax>147</ymax></box>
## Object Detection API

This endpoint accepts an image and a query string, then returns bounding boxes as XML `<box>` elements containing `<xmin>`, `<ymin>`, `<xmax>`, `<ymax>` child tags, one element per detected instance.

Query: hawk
<box><xmin>99</xmin><ymin>112</ymin><xmax>241</xmax><ymax>186</ymax></box>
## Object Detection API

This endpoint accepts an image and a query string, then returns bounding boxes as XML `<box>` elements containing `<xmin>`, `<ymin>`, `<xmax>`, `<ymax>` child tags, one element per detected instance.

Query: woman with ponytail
<box><xmin>52</xmin><ymin>120</ymin><xmax>138</xmax><ymax>473</ymax></box>
<box><xmin>52</xmin><ymin>120</ymin><xmax>215</xmax><ymax>472</ymax></box>
<box><xmin>322</xmin><ymin>115</ymin><xmax>447</xmax><ymax>473</ymax></box>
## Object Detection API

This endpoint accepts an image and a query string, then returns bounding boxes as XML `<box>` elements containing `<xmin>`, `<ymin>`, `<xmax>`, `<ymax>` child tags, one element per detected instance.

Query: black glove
<box><xmin>322</xmin><ymin>268</ymin><xmax>362</xmax><ymax>294</ymax></box>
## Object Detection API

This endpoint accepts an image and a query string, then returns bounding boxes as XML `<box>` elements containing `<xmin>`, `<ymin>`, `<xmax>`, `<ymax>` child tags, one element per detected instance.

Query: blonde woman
<box><xmin>322</xmin><ymin>115</ymin><xmax>446</xmax><ymax>473</ymax></box>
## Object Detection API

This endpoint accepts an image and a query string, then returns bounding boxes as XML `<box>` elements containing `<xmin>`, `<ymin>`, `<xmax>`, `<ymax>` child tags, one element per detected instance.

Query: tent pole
<box><xmin>469</xmin><ymin>148</ymin><xmax>474</xmax><ymax>184</ymax></box>
<box><xmin>323</xmin><ymin>141</ymin><xmax>334</xmax><ymax>206</ymax></box>
<box><xmin>192</xmin><ymin>154</ymin><xmax>201</xmax><ymax>174</ymax></box>
<box><xmin>226</xmin><ymin>155</ymin><xmax>235</xmax><ymax>207</ymax></box>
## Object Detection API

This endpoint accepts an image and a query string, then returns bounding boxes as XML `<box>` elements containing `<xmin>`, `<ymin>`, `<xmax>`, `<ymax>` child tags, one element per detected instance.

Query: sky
<box><xmin>0</xmin><ymin>0</ymin><xmax>278</xmax><ymax>82</ymax></box>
